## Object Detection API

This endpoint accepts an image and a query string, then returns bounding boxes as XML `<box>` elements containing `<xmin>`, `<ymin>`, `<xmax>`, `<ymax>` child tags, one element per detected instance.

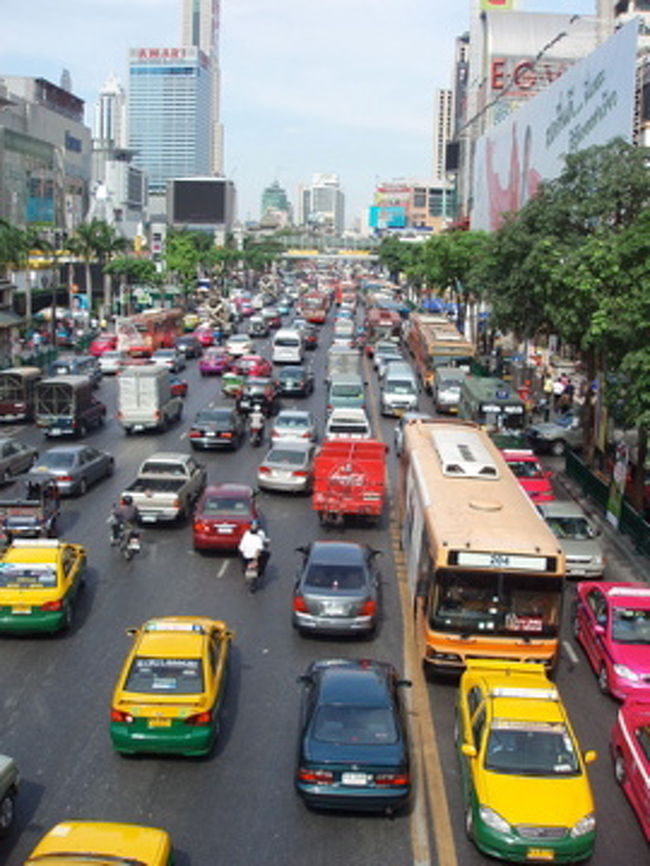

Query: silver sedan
<box><xmin>257</xmin><ymin>442</ymin><xmax>316</xmax><ymax>493</ymax></box>
<box><xmin>32</xmin><ymin>445</ymin><xmax>114</xmax><ymax>496</ymax></box>
<box><xmin>270</xmin><ymin>410</ymin><xmax>316</xmax><ymax>442</ymax></box>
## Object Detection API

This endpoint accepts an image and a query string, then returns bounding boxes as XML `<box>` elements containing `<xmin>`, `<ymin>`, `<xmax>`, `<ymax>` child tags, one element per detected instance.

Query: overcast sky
<box><xmin>1</xmin><ymin>0</ymin><xmax>597</xmax><ymax>225</ymax></box>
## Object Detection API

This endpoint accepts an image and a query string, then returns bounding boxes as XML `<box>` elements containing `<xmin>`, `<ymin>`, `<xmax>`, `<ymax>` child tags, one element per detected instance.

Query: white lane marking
<box><xmin>217</xmin><ymin>560</ymin><xmax>229</xmax><ymax>579</ymax></box>
<box><xmin>180</xmin><ymin>431</ymin><xmax>187</xmax><ymax>439</ymax></box>
<box><xmin>563</xmin><ymin>640</ymin><xmax>579</xmax><ymax>665</ymax></box>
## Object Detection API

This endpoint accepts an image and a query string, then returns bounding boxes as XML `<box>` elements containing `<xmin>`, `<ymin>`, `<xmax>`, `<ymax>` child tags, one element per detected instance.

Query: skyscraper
<box><xmin>94</xmin><ymin>74</ymin><xmax>127</xmax><ymax>147</ymax></box>
<box><xmin>432</xmin><ymin>88</ymin><xmax>453</xmax><ymax>182</ymax></box>
<box><xmin>128</xmin><ymin>46</ymin><xmax>212</xmax><ymax>197</ymax></box>
<box><xmin>181</xmin><ymin>0</ymin><xmax>224</xmax><ymax>174</ymax></box>
<box><xmin>299</xmin><ymin>174</ymin><xmax>345</xmax><ymax>233</ymax></box>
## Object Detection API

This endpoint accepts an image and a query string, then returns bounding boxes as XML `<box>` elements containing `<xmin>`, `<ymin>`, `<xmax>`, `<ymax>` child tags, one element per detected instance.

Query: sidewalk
<box><xmin>555</xmin><ymin>469</ymin><xmax>650</xmax><ymax>585</ymax></box>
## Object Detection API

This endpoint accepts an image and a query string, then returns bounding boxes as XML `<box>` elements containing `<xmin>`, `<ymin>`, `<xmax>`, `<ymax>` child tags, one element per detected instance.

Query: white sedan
<box><xmin>270</xmin><ymin>410</ymin><xmax>317</xmax><ymax>442</ymax></box>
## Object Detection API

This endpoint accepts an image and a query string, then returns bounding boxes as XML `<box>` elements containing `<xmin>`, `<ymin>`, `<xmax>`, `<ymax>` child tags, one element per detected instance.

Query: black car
<box><xmin>175</xmin><ymin>335</ymin><xmax>203</xmax><ymax>358</ymax></box>
<box><xmin>276</xmin><ymin>366</ymin><xmax>314</xmax><ymax>398</ymax></box>
<box><xmin>303</xmin><ymin>325</ymin><xmax>318</xmax><ymax>350</ymax></box>
<box><xmin>236</xmin><ymin>377</ymin><xmax>279</xmax><ymax>417</ymax></box>
<box><xmin>188</xmin><ymin>407</ymin><xmax>244</xmax><ymax>450</ymax></box>
<box><xmin>295</xmin><ymin>659</ymin><xmax>411</xmax><ymax>814</ymax></box>
<box><xmin>293</xmin><ymin>541</ymin><xmax>380</xmax><ymax>636</ymax></box>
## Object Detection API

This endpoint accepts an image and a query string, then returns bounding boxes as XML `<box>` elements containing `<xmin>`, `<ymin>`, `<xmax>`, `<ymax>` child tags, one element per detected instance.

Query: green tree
<box><xmin>69</xmin><ymin>220</ymin><xmax>129</xmax><ymax>312</ymax></box>
<box><xmin>165</xmin><ymin>230</ymin><xmax>201</xmax><ymax>295</ymax></box>
<box><xmin>105</xmin><ymin>256</ymin><xmax>159</xmax><ymax>315</ymax></box>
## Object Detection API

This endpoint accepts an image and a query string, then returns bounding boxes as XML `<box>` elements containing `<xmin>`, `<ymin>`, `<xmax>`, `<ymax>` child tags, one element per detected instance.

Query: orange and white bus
<box><xmin>399</xmin><ymin>418</ymin><xmax>565</xmax><ymax>675</ymax></box>
<box><xmin>116</xmin><ymin>308</ymin><xmax>183</xmax><ymax>357</ymax></box>
<box><xmin>406</xmin><ymin>313</ymin><xmax>475</xmax><ymax>392</ymax></box>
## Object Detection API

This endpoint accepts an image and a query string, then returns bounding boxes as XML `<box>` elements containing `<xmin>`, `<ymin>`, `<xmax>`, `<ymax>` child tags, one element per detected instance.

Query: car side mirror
<box><xmin>295</xmin><ymin>545</ymin><xmax>308</xmax><ymax>554</ymax></box>
<box><xmin>594</xmin><ymin>624</ymin><xmax>605</xmax><ymax>636</ymax></box>
<box><xmin>126</xmin><ymin>627</ymin><xmax>138</xmax><ymax>636</ymax></box>
<box><xmin>297</xmin><ymin>674</ymin><xmax>312</xmax><ymax>685</ymax></box>
<box><xmin>461</xmin><ymin>743</ymin><xmax>477</xmax><ymax>758</ymax></box>
<box><xmin>370</xmin><ymin>548</ymin><xmax>383</xmax><ymax>558</ymax></box>
<box><xmin>397</xmin><ymin>679</ymin><xmax>412</xmax><ymax>688</ymax></box>
<box><xmin>583</xmin><ymin>749</ymin><xmax>597</xmax><ymax>764</ymax></box>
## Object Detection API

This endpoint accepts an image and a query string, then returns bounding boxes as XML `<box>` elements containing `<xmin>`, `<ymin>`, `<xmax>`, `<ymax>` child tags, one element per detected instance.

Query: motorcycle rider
<box><xmin>238</xmin><ymin>520</ymin><xmax>269</xmax><ymax>577</ymax></box>
<box><xmin>248</xmin><ymin>404</ymin><xmax>265</xmax><ymax>444</ymax></box>
<box><xmin>110</xmin><ymin>495</ymin><xmax>140</xmax><ymax>545</ymax></box>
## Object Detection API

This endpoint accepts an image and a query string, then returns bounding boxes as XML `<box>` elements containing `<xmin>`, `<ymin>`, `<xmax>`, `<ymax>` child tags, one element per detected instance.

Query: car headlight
<box><xmin>479</xmin><ymin>805</ymin><xmax>511</xmax><ymax>835</ymax></box>
<box><xmin>613</xmin><ymin>664</ymin><xmax>641</xmax><ymax>682</ymax></box>
<box><xmin>571</xmin><ymin>813</ymin><xmax>596</xmax><ymax>837</ymax></box>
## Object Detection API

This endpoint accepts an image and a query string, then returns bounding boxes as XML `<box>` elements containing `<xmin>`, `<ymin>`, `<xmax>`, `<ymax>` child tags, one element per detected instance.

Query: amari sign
<box><xmin>472</xmin><ymin>18</ymin><xmax>639</xmax><ymax>231</ymax></box>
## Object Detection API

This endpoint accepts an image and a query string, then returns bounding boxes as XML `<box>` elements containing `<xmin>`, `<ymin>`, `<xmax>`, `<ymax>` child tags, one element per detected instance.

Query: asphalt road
<box><xmin>0</xmin><ymin>310</ymin><xmax>647</xmax><ymax>865</ymax></box>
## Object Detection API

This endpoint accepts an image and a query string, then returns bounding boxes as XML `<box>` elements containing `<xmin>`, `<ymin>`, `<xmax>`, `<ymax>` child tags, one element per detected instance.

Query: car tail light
<box><xmin>186</xmin><ymin>710</ymin><xmax>212</xmax><ymax>726</ymax></box>
<box><xmin>292</xmin><ymin>470</ymin><xmax>308</xmax><ymax>477</ymax></box>
<box><xmin>374</xmin><ymin>773</ymin><xmax>409</xmax><ymax>787</ymax></box>
<box><xmin>111</xmin><ymin>709</ymin><xmax>134</xmax><ymax>724</ymax></box>
<box><xmin>271</xmin><ymin>431</ymin><xmax>280</xmax><ymax>437</ymax></box>
<box><xmin>258</xmin><ymin>466</ymin><xmax>270</xmax><ymax>475</ymax></box>
<box><xmin>300</xmin><ymin>431</ymin><xmax>310</xmax><ymax>438</ymax></box>
<box><xmin>359</xmin><ymin>599</ymin><xmax>377</xmax><ymax>616</ymax></box>
<box><xmin>188</xmin><ymin>430</ymin><xmax>201</xmax><ymax>438</ymax></box>
<box><xmin>154</xmin><ymin>411</ymin><xmax>161</xmax><ymax>419</ymax></box>
<box><xmin>326</xmin><ymin>404</ymin><xmax>332</xmax><ymax>411</ymax></box>
<box><xmin>172</xmin><ymin>496</ymin><xmax>180</xmax><ymax>507</ymax></box>
<box><xmin>298</xmin><ymin>768</ymin><xmax>333</xmax><ymax>784</ymax></box>
<box><xmin>57</xmin><ymin>475</ymin><xmax>73</xmax><ymax>482</ymax></box>
<box><xmin>194</xmin><ymin>521</ymin><xmax>209</xmax><ymax>533</ymax></box>
<box><xmin>293</xmin><ymin>595</ymin><xmax>309</xmax><ymax>612</ymax></box>
<box><xmin>220</xmin><ymin>432</ymin><xmax>233</xmax><ymax>438</ymax></box>
<box><xmin>41</xmin><ymin>600</ymin><xmax>63</xmax><ymax>611</ymax></box>
<box><xmin>117</xmin><ymin>411</ymin><xmax>123</xmax><ymax>419</ymax></box>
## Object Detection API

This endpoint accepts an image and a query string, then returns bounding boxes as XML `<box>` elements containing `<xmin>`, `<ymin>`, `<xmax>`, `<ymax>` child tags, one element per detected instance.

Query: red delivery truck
<box><xmin>312</xmin><ymin>438</ymin><xmax>386</xmax><ymax>526</ymax></box>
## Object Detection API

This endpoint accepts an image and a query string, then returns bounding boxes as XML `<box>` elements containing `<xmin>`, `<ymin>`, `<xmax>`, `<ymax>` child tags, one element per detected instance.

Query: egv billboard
<box><xmin>471</xmin><ymin>19</ymin><xmax>639</xmax><ymax>231</ymax></box>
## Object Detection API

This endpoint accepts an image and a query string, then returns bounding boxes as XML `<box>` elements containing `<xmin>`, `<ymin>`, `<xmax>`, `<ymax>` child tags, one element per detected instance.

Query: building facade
<box><xmin>128</xmin><ymin>47</ymin><xmax>212</xmax><ymax>198</ymax></box>
<box><xmin>0</xmin><ymin>76</ymin><xmax>91</xmax><ymax>231</ymax></box>
<box><xmin>367</xmin><ymin>179</ymin><xmax>455</xmax><ymax>235</ymax></box>
<box><xmin>432</xmin><ymin>88</ymin><xmax>453</xmax><ymax>181</ymax></box>
<box><xmin>181</xmin><ymin>0</ymin><xmax>224</xmax><ymax>174</ymax></box>
<box><xmin>299</xmin><ymin>173</ymin><xmax>345</xmax><ymax>234</ymax></box>
<box><xmin>260</xmin><ymin>179</ymin><xmax>291</xmax><ymax>226</ymax></box>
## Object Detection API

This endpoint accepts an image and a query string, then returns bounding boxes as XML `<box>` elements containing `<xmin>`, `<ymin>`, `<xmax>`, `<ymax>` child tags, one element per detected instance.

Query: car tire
<box><xmin>550</xmin><ymin>439</ymin><xmax>566</xmax><ymax>457</ymax></box>
<box><xmin>62</xmin><ymin>602</ymin><xmax>73</xmax><ymax>631</ymax></box>
<box><xmin>613</xmin><ymin>750</ymin><xmax>626</xmax><ymax>786</ymax></box>
<box><xmin>78</xmin><ymin>423</ymin><xmax>87</xmax><ymax>438</ymax></box>
<box><xmin>465</xmin><ymin>803</ymin><xmax>474</xmax><ymax>841</ymax></box>
<box><xmin>572</xmin><ymin>616</ymin><xmax>581</xmax><ymax>640</ymax></box>
<box><xmin>0</xmin><ymin>790</ymin><xmax>16</xmax><ymax>836</ymax></box>
<box><xmin>106</xmin><ymin>459</ymin><xmax>114</xmax><ymax>478</ymax></box>
<box><xmin>77</xmin><ymin>477</ymin><xmax>88</xmax><ymax>497</ymax></box>
<box><xmin>598</xmin><ymin>664</ymin><xmax>610</xmax><ymax>695</ymax></box>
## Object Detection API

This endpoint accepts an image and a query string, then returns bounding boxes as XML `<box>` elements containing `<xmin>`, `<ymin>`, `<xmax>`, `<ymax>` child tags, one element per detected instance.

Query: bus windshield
<box><xmin>430</xmin><ymin>570</ymin><xmax>562</xmax><ymax>638</ymax></box>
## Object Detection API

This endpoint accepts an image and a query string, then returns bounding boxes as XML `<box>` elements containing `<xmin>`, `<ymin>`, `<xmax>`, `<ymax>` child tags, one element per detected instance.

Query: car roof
<box><xmin>315</xmin><ymin>661</ymin><xmax>393</xmax><ymax>706</ymax></box>
<box><xmin>308</xmin><ymin>540</ymin><xmax>366</xmax><ymax>565</ymax></box>
<box><xmin>204</xmin><ymin>483</ymin><xmax>253</xmax><ymax>497</ymax></box>
<box><xmin>328</xmin><ymin>408</ymin><xmax>368</xmax><ymax>420</ymax></box>
<box><xmin>41</xmin><ymin>444</ymin><xmax>86</xmax><ymax>455</ymax></box>
<box><xmin>464</xmin><ymin>662</ymin><xmax>565</xmax><ymax>724</ymax></box>
<box><xmin>538</xmin><ymin>501</ymin><xmax>588</xmax><ymax>518</ymax></box>
<box><xmin>266</xmin><ymin>441</ymin><xmax>312</xmax><ymax>455</ymax></box>
<box><xmin>3</xmin><ymin>543</ymin><xmax>63</xmax><ymax>564</ymax></box>
<box><xmin>594</xmin><ymin>582</ymin><xmax>650</xmax><ymax>608</ymax></box>
<box><xmin>277</xmin><ymin>409</ymin><xmax>311</xmax><ymax>419</ymax></box>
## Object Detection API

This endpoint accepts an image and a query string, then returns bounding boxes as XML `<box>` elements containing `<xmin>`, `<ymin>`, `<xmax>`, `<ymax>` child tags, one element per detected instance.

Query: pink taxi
<box><xmin>199</xmin><ymin>346</ymin><xmax>230</xmax><ymax>376</ymax></box>
<box><xmin>501</xmin><ymin>448</ymin><xmax>554</xmax><ymax>503</ymax></box>
<box><xmin>611</xmin><ymin>700</ymin><xmax>650</xmax><ymax>841</ymax></box>
<box><xmin>573</xmin><ymin>581</ymin><xmax>650</xmax><ymax>700</ymax></box>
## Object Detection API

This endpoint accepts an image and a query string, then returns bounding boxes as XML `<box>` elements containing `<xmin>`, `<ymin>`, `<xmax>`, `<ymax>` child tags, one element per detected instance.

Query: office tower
<box><xmin>94</xmin><ymin>74</ymin><xmax>128</xmax><ymax>147</ymax></box>
<box><xmin>432</xmin><ymin>88</ymin><xmax>453</xmax><ymax>182</ymax></box>
<box><xmin>300</xmin><ymin>173</ymin><xmax>345</xmax><ymax>233</ymax></box>
<box><xmin>128</xmin><ymin>47</ymin><xmax>212</xmax><ymax>197</ymax></box>
<box><xmin>181</xmin><ymin>0</ymin><xmax>223</xmax><ymax>174</ymax></box>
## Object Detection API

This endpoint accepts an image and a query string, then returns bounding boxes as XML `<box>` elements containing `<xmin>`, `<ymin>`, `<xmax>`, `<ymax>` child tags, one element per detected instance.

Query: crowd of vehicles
<box><xmin>0</xmin><ymin>274</ymin><xmax>648</xmax><ymax>864</ymax></box>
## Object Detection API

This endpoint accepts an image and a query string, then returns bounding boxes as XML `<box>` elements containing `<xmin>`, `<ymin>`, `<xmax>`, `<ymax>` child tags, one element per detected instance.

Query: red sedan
<box><xmin>231</xmin><ymin>355</ymin><xmax>272</xmax><ymax>378</ymax></box>
<box><xmin>89</xmin><ymin>334</ymin><xmax>117</xmax><ymax>356</ymax></box>
<box><xmin>192</xmin><ymin>483</ymin><xmax>259</xmax><ymax>552</ymax></box>
<box><xmin>611</xmin><ymin>700</ymin><xmax>650</xmax><ymax>841</ymax></box>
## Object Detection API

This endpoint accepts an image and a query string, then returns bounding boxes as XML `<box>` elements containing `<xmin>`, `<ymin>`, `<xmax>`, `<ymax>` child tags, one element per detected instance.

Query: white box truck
<box><xmin>117</xmin><ymin>365</ymin><xmax>183</xmax><ymax>433</ymax></box>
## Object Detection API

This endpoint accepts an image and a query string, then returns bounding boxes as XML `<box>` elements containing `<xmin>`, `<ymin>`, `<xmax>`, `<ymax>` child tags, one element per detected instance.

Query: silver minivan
<box><xmin>381</xmin><ymin>362</ymin><xmax>418</xmax><ymax>416</ymax></box>
<box><xmin>433</xmin><ymin>367</ymin><xmax>466</xmax><ymax>414</ymax></box>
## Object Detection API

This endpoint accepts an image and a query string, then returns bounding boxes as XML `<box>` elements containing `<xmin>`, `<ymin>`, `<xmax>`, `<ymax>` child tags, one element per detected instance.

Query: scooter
<box><xmin>119</xmin><ymin>527</ymin><xmax>142</xmax><ymax>562</ymax></box>
<box><xmin>249</xmin><ymin>411</ymin><xmax>265</xmax><ymax>447</ymax></box>
<box><xmin>243</xmin><ymin>555</ymin><xmax>261</xmax><ymax>592</ymax></box>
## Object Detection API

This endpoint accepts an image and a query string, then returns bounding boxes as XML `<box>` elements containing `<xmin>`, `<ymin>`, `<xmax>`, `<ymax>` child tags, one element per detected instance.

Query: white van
<box><xmin>381</xmin><ymin>362</ymin><xmax>418</xmax><ymax>416</ymax></box>
<box><xmin>272</xmin><ymin>328</ymin><xmax>303</xmax><ymax>364</ymax></box>
<box><xmin>325</xmin><ymin>407</ymin><xmax>372</xmax><ymax>440</ymax></box>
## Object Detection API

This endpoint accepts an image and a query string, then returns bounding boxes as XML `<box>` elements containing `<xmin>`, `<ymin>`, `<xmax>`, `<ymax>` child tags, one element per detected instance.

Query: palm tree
<box><xmin>69</xmin><ymin>220</ymin><xmax>129</xmax><ymax>316</ymax></box>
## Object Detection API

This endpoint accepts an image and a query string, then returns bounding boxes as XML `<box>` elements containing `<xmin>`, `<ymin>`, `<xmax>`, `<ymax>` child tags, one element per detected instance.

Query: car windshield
<box><xmin>277</xmin><ymin>415</ymin><xmax>309</xmax><ymax>428</ymax></box>
<box><xmin>205</xmin><ymin>348</ymin><xmax>225</xmax><ymax>358</ymax></box>
<box><xmin>507</xmin><ymin>460</ymin><xmax>544</xmax><ymax>479</ymax></box>
<box><xmin>332</xmin><ymin>385</ymin><xmax>362</xmax><ymax>397</ymax></box>
<box><xmin>611</xmin><ymin>607</ymin><xmax>650</xmax><ymax>644</ymax></box>
<box><xmin>329</xmin><ymin>423</ymin><xmax>368</xmax><ymax>434</ymax></box>
<box><xmin>484</xmin><ymin>722</ymin><xmax>580</xmax><ymax>776</ymax></box>
<box><xmin>230</xmin><ymin>335</ymin><xmax>248</xmax><ymax>343</ymax></box>
<box><xmin>195</xmin><ymin>411</ymin><xmax>232</xmax><ymax>428</ymax></box>
<box><xmin>125</xmin><ymin>657</ymin><xmax>203</xmax><ymax>694</ymax></box>
<box><xmin>385</xmin><ymin>381</ymin><xmax>415</xmax><ymax>394</ymax></box>
<box><xmin>202</xmin><ymin>497</ymin><xmax>250</xmax><ymax>516</ymax></box>
<box><xmin>274</xmin><ymin>337</ymin><xmax>299</xmax><ymax>347</ymax></box>
<box><xmin>154</xmin><ymin>350</ymin><xmax>173</xmax><ymax>357</ymax></box>
<box><xmin>313</xmin><ymin>705</ymin><xmax>398</xmax><ymax>745</ymax></box>
<box><xmin>0</xmin><ymin>563</ymin><xmax>57</xmax><ymax>588</ymax></box>
<box><xmin>305</xmin><ymin>564</ymin><xmax>366</xmax><ymax>590</ymax></box>
<box><xmin>38</xmin><ymin>452</ymin><xmax>75</xmax><ymax>468</ymax></box>
<box><xmin>546</xmin><ymin>516</ymin><xmax>595</xmax><ymax>540</ymax></box>
<box><xmin>280</xmin><ymin>368</ymin><xmax>303</xmax><ymax>379</ymax></box>
<box><xmin>267</xmin><ymin>449</ymin><xmax>307</xmax><ymax>466</ymax></box>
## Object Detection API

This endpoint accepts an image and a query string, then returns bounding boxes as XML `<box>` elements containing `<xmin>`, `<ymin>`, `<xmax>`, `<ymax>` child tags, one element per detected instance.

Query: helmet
<box><xmin>122</xmin><ymin>495</ymin><xmax>133</xmax><ymax>505</ymax></box>
<box><xmin>250</xmin><ymin>520</ymin><xmax>260</xmax><ymax>532</ymax></box>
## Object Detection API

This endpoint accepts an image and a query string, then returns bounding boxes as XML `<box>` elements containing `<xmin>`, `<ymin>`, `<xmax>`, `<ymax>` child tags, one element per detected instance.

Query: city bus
<box><xmin>116</xmin><ymin>308</ymin><xmax>183</xmax><ymax>357</ymax></box>
<box><xmin>407</xmin><ymin>312</ymin><xmax>475</xmax><ymax>392</ymax></box>
<box><xmin>458</xmin><ymin>375</ymin><xmax>526</xmax><ymax>433</ymax></box>
<box><xmin>398</xmin><ymin>418</ymin><xmax>565</xmax><ymax>675</ymax></box>
<box><xmin>298</xmin><ymin>292</ymin><xmax>328</xmax><ymax>324</ymax></box>
<box><xmin>0</xmin><ymin>367</ymin><xmax>42</xmax><ymax>421</ymax></box>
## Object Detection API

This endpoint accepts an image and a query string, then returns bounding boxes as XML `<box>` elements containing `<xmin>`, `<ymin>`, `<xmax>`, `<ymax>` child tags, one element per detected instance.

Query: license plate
<box><xmin>148</xmin><ymin>718</ymin><xmax>171</xmax><ymax>728</ymax></box>
<box><xmin>133</xmin><ymin>424</ymin><xmax>144</xmax><ymax>432</ymax></box>
<box><xmin>11</xmin><ymin>604</ymin><xmax>32</xmax><ymax>614</ymax></box>
<box><xmin>526</xmin><ymin>850</ymin><xmax>555</xmax><ymax>861</ymax></box>
<box><xmin>206</xmin><ymin>431</ymin><xmax>216</xmax><ymax>437</ymax></box>
<box><xmin>341</xmin><ymin>772</ymin><xmax>369</xmax><ymax>786</ymax></box>
<box><xmin>217</xmin><ymin>526</ymin><xmax>233</xmax><ymax>534</ymax></box>
<box><xmin>272</xmin><ymin>471</ymin><xmax>292</xmax><ymax>480</ymax></box>
<box><xmin>141</xmin><ymin>516</ymin><xmax>157</xmax><ymax>524</ymax></box>
<box><xmin>50</xmin><ymin>428</ymin><xmax>62</xmax><ymax>435</ymax></box>
<box><xmin>324</xmin><ymin>603</ymin><xmax>346</xmax><ymax>617</ymax></box>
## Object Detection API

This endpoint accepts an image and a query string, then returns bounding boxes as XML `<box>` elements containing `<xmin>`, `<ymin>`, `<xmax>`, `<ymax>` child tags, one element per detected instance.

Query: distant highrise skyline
<box><xmin>94</xmin><ymin>74</ymin><xmax>128</xmax><ymax>148</ymax></box>
<box><xmin>181</xmin><ymin>0</ymin><xmax>224</xmax><ymax>174</ymax></box>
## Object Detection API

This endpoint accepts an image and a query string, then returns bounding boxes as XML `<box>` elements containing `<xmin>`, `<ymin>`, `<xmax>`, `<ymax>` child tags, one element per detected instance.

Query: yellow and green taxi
<box><xmin>110</xmin><ymin>616</ymin><xmax>233</xmax><ymax>757</ymax></box>
<box><xmin>24</xmin><ymin>820</ymin><xmax>173</xmax><ymax>865</ymax></box>
<box><xmin>0</xmin><ymin>539</ymin><xmax>86</xmax><ymax>633</ymax></box>
<box><xmin>456</xmin><ymin>660</ymin><xmax>597</xmax><ymax>863</ymax></box>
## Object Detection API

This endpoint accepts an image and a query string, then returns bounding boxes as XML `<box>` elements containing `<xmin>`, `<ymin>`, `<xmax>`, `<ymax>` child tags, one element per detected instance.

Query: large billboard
<box><xmin>369</xmin><ymin>206</ymin><xmax>407</xmax><ymax>229</ymax></box>
<box><xmin>169</xmin><ymin>178</ymin><xmax>235</xmax><ymax>229</ymax></box>
<box><xmin>471</xmin><ymin>19</ymin><xmax>639</xmax><ymax>231</ymax></box>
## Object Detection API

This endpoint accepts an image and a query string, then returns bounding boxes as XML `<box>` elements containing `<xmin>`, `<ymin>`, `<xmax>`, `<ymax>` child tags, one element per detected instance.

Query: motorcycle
<box><xmin>249</xmin><ymin>411</ymin><xmax>265</xmax><ymax>447</ymax></box>
<box><xmin>242</xmin><ymin>545</ymin><xmax>269</xmax><ymax>593</ymax></box>
<box><xmin>109</xmin><ymin>515</ymin><xmax>142</xmax><ymax>562</ymax></box>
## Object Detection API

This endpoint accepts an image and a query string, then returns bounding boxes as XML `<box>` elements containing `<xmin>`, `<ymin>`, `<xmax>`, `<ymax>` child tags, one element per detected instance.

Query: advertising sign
<box><xmin>369</xmin><ymin>206</ymin><xmax>407</xmax><ymax>229</ymax></box>
<box><xmin>472</xmin><ymin>19</ymin><xmax>638</xmax><ymax>231</ymax></box>
<box><xmin>481</xmin><ymin>0</ymin><xmax>516</xmax><ymax>9</ymax></box>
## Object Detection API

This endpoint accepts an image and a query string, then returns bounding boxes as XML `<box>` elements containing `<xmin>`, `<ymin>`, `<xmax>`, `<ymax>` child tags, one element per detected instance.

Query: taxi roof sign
<box><xmin>144</xmin><ymin>620</ymin><xmax>204</xmax><ymax>634</ymax></box>
<box><xmin>9</xmin><ymin>539</ymin><xmax>62</xmax><ymax>548</ymax></box>
<box><xmin>491</xmin><ymin>687</ymin><xmax>558</xmax><ymax>701</ymax></box>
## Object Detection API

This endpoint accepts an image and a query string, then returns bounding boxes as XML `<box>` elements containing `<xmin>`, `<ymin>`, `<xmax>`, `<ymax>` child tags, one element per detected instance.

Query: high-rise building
<box><xmin>299</xmin><ymin>173</ymin><xmax>345</xmax><ymax>233</ymax></box>
<box><xmin>261</xmin><ymin>180</ymin><xmax>291</xmax><ymax>221</ymax></box>
<box><xmin>181</xmin><ymin>0</ymin><xmax>224</xmax><ymax>174</ymax></box>
<box><xmin>432</xmin><ymin>88</ymin><xmax>453</xmax><ymax>182</ymax></box>
<box><xmin>128</xmin><ymin>47</ymin><xmax>212</xmax><ymax>197</ymax></box>
<box><xmin>94</xmin><ymin>74</ymin><xmax>127</xmax><ymax>148</ymax></box>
